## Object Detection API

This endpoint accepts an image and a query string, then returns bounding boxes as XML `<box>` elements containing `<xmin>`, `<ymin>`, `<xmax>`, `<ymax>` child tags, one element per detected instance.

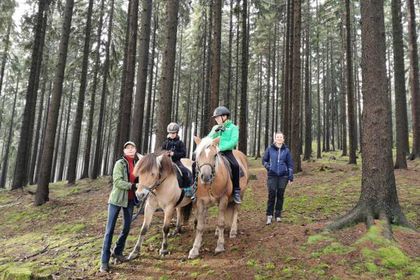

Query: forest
<box><xmin>0</xmin><ymin>0</ymin><xmax>419</xmax><ymax>279</ymax></box>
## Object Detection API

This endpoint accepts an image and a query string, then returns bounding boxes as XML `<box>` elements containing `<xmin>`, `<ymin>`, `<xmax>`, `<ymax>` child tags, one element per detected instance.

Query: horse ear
<box><xmin>213</xmin><ymin>137</ymin><xmax>220</xmax><ymax>146</ymax></box>
<box><xmin>194</xmin><ymin>136</ymin><xmax>201</xmax><ymax>145</ymax></box>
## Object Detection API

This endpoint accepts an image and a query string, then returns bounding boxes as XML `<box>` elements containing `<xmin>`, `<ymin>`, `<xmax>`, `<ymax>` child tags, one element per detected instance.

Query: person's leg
<box><xmin>177</xmin><ymin>162</ymin><xmax>193</xmax><ymax>187</ymax></box>
<box><xmin>101</xmin><ymin>204</ymin><xmax>121</xmax><ymax>266</ymax></box>
<box><xmin>266</xmin><ymin>176</ymin><xmax>276</xmax><ymax>224</ymax></box>
<box><xmin>113</xmin><ymin>200</ymin><xmax>134</xmax><ymax>258</ymax></box>
<box><xmin>275</xmin><ymin>177</ymin><xmax>288</xmax><ymax>220</ymax></box>
<box><xmin>222</xmin><ymin>151</ymin><xmax>241</xmax><ymax>203</ymax></box>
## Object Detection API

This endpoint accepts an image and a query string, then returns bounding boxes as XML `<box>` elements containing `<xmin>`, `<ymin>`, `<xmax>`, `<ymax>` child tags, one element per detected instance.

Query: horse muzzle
<box><xmin>136</xmin><ymin>188</ymin><xmax>150</xmax><ymax>201</ymax></box>
<box><xmin>200</xmin><ymin>174</ymin><xmax>214</xmax><ymax>185</ymax></box>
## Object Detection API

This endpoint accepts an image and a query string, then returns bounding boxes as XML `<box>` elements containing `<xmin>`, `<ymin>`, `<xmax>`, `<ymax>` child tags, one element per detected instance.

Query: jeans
<box><xmin>266</xmin><ymin>176</ymin><xmax>288</xmax><ymax>217</ymax></box>
<box><xmin>101</xmin><ymin>200</ymin><xmax>134</xmax><ymax>264</ymax></box>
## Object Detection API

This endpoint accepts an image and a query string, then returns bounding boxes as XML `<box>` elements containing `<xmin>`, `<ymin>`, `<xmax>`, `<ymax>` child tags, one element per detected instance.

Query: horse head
<box><xmin>194</xmin><ymin>136</ymin><xmax>220</xmax><ymax>185</ymax></box>
<box><xmin>134</xmin><ymin>152</ymin><xmax>175</xmax><ymax>200</ymax></box>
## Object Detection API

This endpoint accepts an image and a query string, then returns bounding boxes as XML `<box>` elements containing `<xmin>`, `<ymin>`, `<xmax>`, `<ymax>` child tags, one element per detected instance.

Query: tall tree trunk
<box><xmin>51</xmin><ymin>89</ymin><xmax>65</xmax><ymax>182</ymax></box>
<box><xmin>12</xmin><ymin>0</ymin><xmax>49</xmax><ymax>189</ymax></box>
<box><xmin>290</xmin><ymin>0</ymin><xmax>302</xmax><ymax>172</ymax></box>
<box><xmin>81</xmin><ymin>0</ymin><xmax>105</xmax><ymax>179</ymax></box>
<box><xmin>303</xmin><ymin>10</ymin><xmax>312</xmax><ymax>161</ymax></box>
<box><xmin>131</xmin><ymin>0</ymin><xmax>152</xmax><ymax>147</ymax></box>
<box><xmin>316</xmin><ymin>0</ymin><xmax>321</xmax><ymax>159</ymax></box>
<box><xmin>205</xmin><ymin>2</ymin><xmax>213</xmax><ymax>133</ymax></box>
<box><xmin>256</xmin><ymin>56</ymin><xmax>263</xmax><ymax>158</ymax></box>
<box><xmin>58</xmin><ymin>82</ymin><xmax>74</xmax><ymax>181</ymax></box>
<box><xmin>28</xmin><ymin>51</ymin><xmax>49</xmax><ymax>184</ymax></box>
<box><xmin>238</xmin><ymin>0</ymin><xmax>248</xmax><ymax>153</ymax></box>
<box><xmin>282</xmin><ymin>0</ymin><xmax>293</xmax><ymax>142</ymax></box>
<box><xmin>210</xmin><ymin>0</ymin><xmax>222</xmax><ymax>114</ymax></box>
<box><xmin>66</xmin><ymin>0</ymin><xmax>94</xmax><ymax>184</ymax></box>
<box><xmin>392</xmin><ymin>0</ymin><xmax>409</xmax><ymax>169</ymax></box>
<box><xmin>345</xmin><ymin>0</ymin><xmax>357</xmax><ymax>164</ymax></box>
<box><xmin>264</xmin><ymin>41</ymin><xmax>271</xmax><ymax>149</ymax></box>
<box><xmin>0</xmin><ymin>18</ymin><xmax>12</xmax><ymax>100</ymax></box>
<box><xmin>407</xmin><ymin>0</ymin><xmax>420</xmax><ymax>159</ymax></box>
<box><xmin>0</xmin><ymin>76</ymin><xmax>19</xmax><ymax>188</ymax></box>
<box><xmin>116</xmin><ymin>0</ymin><xmax>139</xmax><ymax>152</ymax></box>
<box><xmin>91</xmin><ymin>0</ymin><xmax>115</xmax><ymax>179</ymax></box>
<box><xmin>327</xmin><ymin>0</ymin><xmax>410</xmax><ymax>233</ymax></box>
<box><xmin>144</xmin><ymin>5</ymin><xmax>158</xmax><ymax>153</ymax></box>
<box><xmin>226</xmin><ymin>0</ymin><xmax>234</xmax><ymax>107</ymax></box>
<box><xmin>234</xmin><ymin>0</ymin><xmax>240</xmax><ymax>123</ymax></box>
<box><xmin>35</xmin><ymin>0</ymin><xmax>74</xmax><ymax>205</ymax></box>
<box><xmin>155</xmin><ymin>0</ymin><xmax>179</xmax><ymax>146</ymax></box>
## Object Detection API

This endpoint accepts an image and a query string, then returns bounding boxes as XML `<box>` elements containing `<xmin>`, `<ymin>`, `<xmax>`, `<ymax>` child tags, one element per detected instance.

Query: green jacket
<box><xmin>108</xmin><ymin>157</ymin><xmax>137</xmax><ymax>208</ymax></box>
<box><xmin>208</xmin><ymin>120</ymin><xmax>239</xmax><ymax>151</ymax></box>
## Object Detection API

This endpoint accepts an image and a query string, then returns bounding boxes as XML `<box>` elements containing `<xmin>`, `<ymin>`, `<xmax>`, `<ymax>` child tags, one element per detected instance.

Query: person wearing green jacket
<box><xmin>208</xmin><ymin>106</ymin><xmax>241</xmax><ymax>204</ymax></box>
<box><xmin>100</xmin><ymin>141</ymin><xmax>140</xmax><ymax>273</ymax></box>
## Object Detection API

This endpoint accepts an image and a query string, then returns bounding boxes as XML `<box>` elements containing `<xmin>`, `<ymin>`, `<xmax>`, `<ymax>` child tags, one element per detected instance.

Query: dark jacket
<box><xmin>161</xmin><ymin>136</ymin><xmax>186</xmax><ymax>162</ymax></box>
<box><xmin>262</xmin><ymin>144</ymin><xmax>294</xmax><ymax>181</ymax></box>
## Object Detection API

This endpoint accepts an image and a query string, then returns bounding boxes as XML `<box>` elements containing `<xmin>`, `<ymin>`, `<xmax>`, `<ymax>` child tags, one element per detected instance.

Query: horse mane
<box><xmin>135</xmin><ymin>152</ymin><xmax>175</xmax><ymax>179</ymax></box>
<box><xmin>195</xmin><ymin>137</ymin><xmax>215</xmax><ymax>157</ymax></box>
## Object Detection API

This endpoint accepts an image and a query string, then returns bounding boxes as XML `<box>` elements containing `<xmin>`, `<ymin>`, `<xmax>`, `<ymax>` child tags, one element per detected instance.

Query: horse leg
<box><xmin>128</xmin><ymin>204</ymin><xmax>154</xmax><ymax>260</ymax></box>
<box><xmin>229</xmin><ymin>203</ymin><xmax>239</xmax><ymax>238</ymax></box>
<box><xmin>188</xmin><ymin>200</ymin><xmax>206</xmax><ymax>259</ymax></box>
<box><xmin>215</xmin><ymin>197</ymin><xmax>228</xmax><ymax>254</ymax></box>
<box><xmin>160</xmin><ymin>207</ymin><xmax>175</xmax><ymax>256</ymax></box>
<box><xmin>170</xmin><ymin>207</ymin><xmax>182</xmax><ymax>236</ymax></box>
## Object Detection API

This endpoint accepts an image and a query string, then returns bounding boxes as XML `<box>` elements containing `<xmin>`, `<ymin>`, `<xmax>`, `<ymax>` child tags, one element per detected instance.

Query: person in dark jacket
<box><xmin>262</xmin><ymin>132</ymin><xmax>294</xmax><ymax>225</ymax></box>
<box><xmin>161</xmin><ymin>122</ymin><xmax>193</xmax><ymax>190</ymax></box>
<box><xmin>100</xmin><ymin>141</ymin><xmax>140</xmax><ymax>273</ymax></box>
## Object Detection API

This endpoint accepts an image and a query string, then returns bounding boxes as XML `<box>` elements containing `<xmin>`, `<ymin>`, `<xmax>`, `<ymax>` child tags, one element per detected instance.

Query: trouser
<box><xmin>266</xmin><ymin>176</ymin><xmax>288</xmax><ymax>217</ymax></box>
<box><xmin>101</xmin><ymin>201</ymin><xmax>134</xmax><ymax>264</ymax></box>
<box><xmin>174</xmin><ymin>160</ymin><xmax>193</xmax><ymax>187</ymax></box>
<box><xmin>220</xmin><ymin>150</ymin><xmax>240</xmax><ymax>192</ymax></box>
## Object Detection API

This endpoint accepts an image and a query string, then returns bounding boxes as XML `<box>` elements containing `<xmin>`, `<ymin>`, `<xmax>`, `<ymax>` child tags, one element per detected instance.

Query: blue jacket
<box><xmin>262</xmin><ymin>144</ymin><xmax>294</xmax><ymax>181</ymax></box>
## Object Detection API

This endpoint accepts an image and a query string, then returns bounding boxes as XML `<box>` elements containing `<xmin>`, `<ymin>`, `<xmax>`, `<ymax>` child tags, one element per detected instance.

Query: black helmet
<box><xmin>212</xmin><ymin>106</ymin><xmax>231</xmax><ymax>118</ymax></box>
<box><xmin>167</xmin><ymin>122</ymin><xmax>180</xmax><ymax>133</ymax></box>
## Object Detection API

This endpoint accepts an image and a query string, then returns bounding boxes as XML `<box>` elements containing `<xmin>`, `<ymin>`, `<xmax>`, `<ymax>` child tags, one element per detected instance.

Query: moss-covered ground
<box><xmin>0</xmin><ymin>152</ymin><xmax>418</xmax><ymax>279</ymax></box>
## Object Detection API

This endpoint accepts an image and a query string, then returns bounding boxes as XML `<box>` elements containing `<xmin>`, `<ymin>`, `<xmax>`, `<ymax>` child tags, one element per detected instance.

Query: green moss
<box><xmin>0</xmin><ymin>265</ymin><xmax>32</xmax><ymax>280</ymax></box>
<box><xmin>190</xmin><ymin>272</ymin><xmax>199</xmax><ymax>278</ymax></box>
<box><xmin>189</xmin><ymin>259</ymin><xmax>201</xmax><ymax>266</ymax></box>
<box><xmin>307</xmin><ymin>234</ymin><xmax>334</xmax><ymax>244</ymax></box>
<box><xmin>377</xmin><ymin>246</ymin><xmax>410</xmax><ymax>268</ymax></box>
<box><xmin>247</xmin><ymin>259</ymin><xmax>258</xmax><ymax>268</ymax></box>
<box><xmin>365</xmin><ymin>262</ymin><xmax>378</xmax><ymax>272</ymax></box>
<box><xmin>53</xmin><ymin>223</ymin><xmax>86</xmax><ymax>234</ymax></box>
<box><xmin>265</xmin><ymin>262</ymin><xmax>275</xmax><ymax>270</ymax></box>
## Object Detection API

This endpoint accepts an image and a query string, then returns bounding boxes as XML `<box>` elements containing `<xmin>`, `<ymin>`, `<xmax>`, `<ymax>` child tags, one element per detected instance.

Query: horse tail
<box><xmin>181</xmin><ymin>201</ymin><xmax>193</xmax><ymax>223</ymax></box>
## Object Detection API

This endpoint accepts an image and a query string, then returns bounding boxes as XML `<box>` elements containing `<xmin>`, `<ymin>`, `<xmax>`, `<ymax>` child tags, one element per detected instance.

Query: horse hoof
<box><xmin>159</xmin><ymin>249</ymin><xmax>169</xmax><ymax>256</ymax></box>
<box><xmin>214</xmin><ymin>246</ymin><xmax>225</xmax><ymax>254</ymax></box>
<box><xmin>127</xmin><ymin>253</ymin><xmax>138</xmax><ymax>260</ymax></box>
<box><xmin>188</xmin><ymin>249</ymin><xmax>199</xmax><ymax>259</ymax></box>
<box><xmin>229</xmin><ymin>231</ymin><xmax>237</xmax><ymax>239</ymax></box>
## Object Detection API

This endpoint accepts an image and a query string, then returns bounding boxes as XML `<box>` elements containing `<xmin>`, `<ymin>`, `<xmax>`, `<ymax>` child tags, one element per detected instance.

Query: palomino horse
<box><xmin>188</xmin><ymin>136</ymin><xmax>249</xmax><ymax>259</ymax></box>
<box><xmin>128</xmin><ymin>153</ymin><xmax>193</xmax><ymax>259</ymax></box>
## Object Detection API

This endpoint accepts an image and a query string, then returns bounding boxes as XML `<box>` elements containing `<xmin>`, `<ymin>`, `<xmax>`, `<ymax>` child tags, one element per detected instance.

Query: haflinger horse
<box><xmin>127</xmin><ymin>153</ymin><xmax>193</xmax><ymax>260</ymax></box>
<box><xmin>188</xmin><ymin>136</ymin><xmax>249</xmax><ymax>259</ymax></box>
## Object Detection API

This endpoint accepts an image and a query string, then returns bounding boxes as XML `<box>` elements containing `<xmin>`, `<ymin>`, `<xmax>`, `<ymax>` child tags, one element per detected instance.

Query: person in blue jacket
<box><xmin>262</xmin><ymin>132</ymin><xmax>294</xmax><ymax>225</ymax></box>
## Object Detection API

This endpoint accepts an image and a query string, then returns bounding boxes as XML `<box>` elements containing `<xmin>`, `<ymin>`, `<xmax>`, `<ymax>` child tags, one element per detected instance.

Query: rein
<box><xmin>139</xmin><ymin>175</ymin><xmax>168</xmax><ymax>196</ymax></box>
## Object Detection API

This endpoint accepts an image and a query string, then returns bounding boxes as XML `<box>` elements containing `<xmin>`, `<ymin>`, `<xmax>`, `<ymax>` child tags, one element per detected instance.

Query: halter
<box><xmin>138</xmin><ymin>175</ymin><xmax>168</xmax><ymax>196</ymax></box>
<box><xmin>196</xmin><ymin>157</ymin><xmax>217</xmax><ymax>184</ymax></box>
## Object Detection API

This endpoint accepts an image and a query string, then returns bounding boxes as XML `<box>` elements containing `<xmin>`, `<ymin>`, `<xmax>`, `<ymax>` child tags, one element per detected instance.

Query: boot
<box><xmin>266</xmin><ymin>215</ymin><xmax>273</xmax><ymax>225</ymax></box>
<box><xmin>233</xmin><ymin>189</ymin><xmax>241</xmax><ymax>204</ymax></box>
<box><xmin>99</xmin><ymin>263</ymin><xmax>110</xmax><ymax>273</ymax></box>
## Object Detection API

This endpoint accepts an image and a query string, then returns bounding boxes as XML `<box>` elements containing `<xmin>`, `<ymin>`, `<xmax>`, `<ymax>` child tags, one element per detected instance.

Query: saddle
<box><xmin>219</xmin><ymin>154</ymin><xmax>245</xmax><ymax>179</ymax></box>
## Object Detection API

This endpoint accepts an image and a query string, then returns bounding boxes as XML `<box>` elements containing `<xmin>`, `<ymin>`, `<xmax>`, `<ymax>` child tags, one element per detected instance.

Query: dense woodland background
<box><xmin>0</xmin><ymin>0</ymin><xmax>419</xmax><ymax>209</ymax></box>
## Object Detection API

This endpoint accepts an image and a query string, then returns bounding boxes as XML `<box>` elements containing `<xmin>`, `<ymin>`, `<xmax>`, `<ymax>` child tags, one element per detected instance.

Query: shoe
<box><xmin>266</xmin><ymin>215</ymin><xmax>272</xmax><ymax>225</ymax></box>
<box><xmin>111</xmin><ymin>251</ymin><xmax>127</xmax><ymax>263</ymax></box>
<box><xmin>276</xmin><ymin>217</ymin><xmax>282</xmax><ymax>222</ymax></box>
<box><xmin>233</xmin><ymin>189</ymin><xmax>242</xmax><ymax>204</ymax></box>
<box><xmin>99</xmin><ymin>263</ymin><xmax>109</xmax><ymax>273</ymax></box>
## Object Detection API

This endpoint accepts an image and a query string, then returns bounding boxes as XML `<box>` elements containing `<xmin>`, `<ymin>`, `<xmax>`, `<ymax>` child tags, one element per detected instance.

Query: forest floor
<box><xmin>0</xmin><ymin>151</ymin><xmax>419</xmax><ymax>280</ymax></box>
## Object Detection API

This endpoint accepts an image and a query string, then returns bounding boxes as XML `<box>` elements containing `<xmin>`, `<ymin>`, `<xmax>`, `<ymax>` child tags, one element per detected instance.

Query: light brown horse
<box><xmin>127</xmin><ymin>153</ymin><xmax>193</xmax><ymax>260</ymax></box>
<box><xmin>188</xmin><ymin>136</ymin><xmax>249</xmax><ymax>259</ymax></box>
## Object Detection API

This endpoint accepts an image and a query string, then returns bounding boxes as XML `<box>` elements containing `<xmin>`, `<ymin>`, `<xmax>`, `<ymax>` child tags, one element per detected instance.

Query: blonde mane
<box><xmin>195</xmin><ymin>137</ymin><xmax>215</xmax><ymax>157</ymax></box>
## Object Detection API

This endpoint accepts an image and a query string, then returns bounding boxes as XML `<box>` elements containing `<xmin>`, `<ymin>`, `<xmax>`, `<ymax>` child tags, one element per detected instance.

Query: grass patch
<box><xmin>53</xmin><ymin>223</ymin><xmax>86</xmax><ymax>234</ymax></box>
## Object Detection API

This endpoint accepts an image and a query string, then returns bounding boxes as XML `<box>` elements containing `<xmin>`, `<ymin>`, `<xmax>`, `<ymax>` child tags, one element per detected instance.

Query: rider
<box><xmin>161</xmin><ymin>122</ymin><xmax>194</xmax><ymax>193</ymax></box>
<box><xmin>208</xmin><ymin>106</ymin><xmax>242</xmax><ymax>204</ymax></box>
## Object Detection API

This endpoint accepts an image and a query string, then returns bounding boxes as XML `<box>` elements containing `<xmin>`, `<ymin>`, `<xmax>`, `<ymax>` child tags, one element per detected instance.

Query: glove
<box><xmin>215</xmin><ymin>125</ymin><xmax>225</xmax><ymax>132</ymax></box>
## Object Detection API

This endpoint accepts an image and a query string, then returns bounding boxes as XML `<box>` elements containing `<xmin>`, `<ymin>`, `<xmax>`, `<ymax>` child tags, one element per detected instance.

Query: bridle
<box><xmin>196</xmin><ymin>155</ymin><xmax>217</xmax><ymax>184</ymax></box>
<box><xmin>138</xmin><ymin>175</ymin><xmax>168</xmax><ymax>196</ymax></box>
